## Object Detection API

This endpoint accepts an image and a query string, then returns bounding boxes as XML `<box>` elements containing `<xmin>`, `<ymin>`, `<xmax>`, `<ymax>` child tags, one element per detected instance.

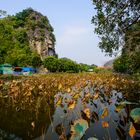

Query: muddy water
<box><xmin>0</xmin><ymin>83</ymin><xmax>140</xmax><ymax>140</ymax></box>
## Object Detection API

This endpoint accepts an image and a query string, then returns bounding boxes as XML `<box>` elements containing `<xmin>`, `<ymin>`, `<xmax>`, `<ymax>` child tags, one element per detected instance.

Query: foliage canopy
<box><xmin>43</xmin><ymin>56</ymin><xmax>96</xmax><ymax>73</ymax></box>
<box><xmin>92</xmin><ymin>0</ymin><xmax>140</xmax><ymax>55</ymax></box>
<box><xmin>113</xmin><ymin>52</ymin><xmax>140</xmax><ymax>74</ymax></box>
<box><xmin>113</xmin><ymin>22</ymin><xmax>140</xmax><ymax>74</ymax></box>
<box><xmin>0</xmin><ymin>10</ymin><xmax>6</xmax><ymax>17</ymax></box>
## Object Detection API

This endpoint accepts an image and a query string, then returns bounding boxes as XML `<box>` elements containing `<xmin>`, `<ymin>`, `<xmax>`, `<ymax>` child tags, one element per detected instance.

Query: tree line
<box><xmin>43</xmin><ymin>56</ymin><xmax>97</xmax><ymax>73</ymax></box>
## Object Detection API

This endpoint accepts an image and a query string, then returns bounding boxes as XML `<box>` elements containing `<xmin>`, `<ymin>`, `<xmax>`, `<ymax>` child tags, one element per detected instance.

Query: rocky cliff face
<box><xmin>16</xmin><ymin>8</ymin><xmax>56</xmax><ymax>60</ymax></box>
<box><xmin>25</xmin><ymin>9</ymin><xmax>55</xmax><ymax>60</ymax></box>
<box><xmin>0</xmin><ymin>8</ymin><xmax>56</xmax><ymax>67</ymax></box>
<box><xmin>29</xmin><ymin>31</ymin><xmax>55</xmax><ymax>60</ymax></box>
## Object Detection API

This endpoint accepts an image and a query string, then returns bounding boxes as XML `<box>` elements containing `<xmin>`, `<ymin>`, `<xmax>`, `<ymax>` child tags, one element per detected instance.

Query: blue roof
<box><xmin>22</xmin><ymin>67</ymin><xmax>36</xmax><ymax>72</ymax></box>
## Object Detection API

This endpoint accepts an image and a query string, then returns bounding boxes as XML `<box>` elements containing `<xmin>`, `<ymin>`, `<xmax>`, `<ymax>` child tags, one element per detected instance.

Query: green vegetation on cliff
<box><xmin>0</xmin><ymin>8</ymin><xmax>55</xmax><ymax>67</ymax></box>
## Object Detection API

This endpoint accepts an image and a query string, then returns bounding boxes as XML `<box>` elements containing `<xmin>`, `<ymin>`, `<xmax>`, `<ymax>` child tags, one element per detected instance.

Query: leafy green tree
<box><xmin>92</xmin><ymin>0</ymin><xmax>140</xmax><ymax>55</ymax></box>
<box><xmin>31</xmin><ymin>54</ymin><xmax>42</xmax><ymax>68</ymax></box>
<box><xmin>43</xmin><ymin>56</ymin><xmax>60</xmax><ymax>72</ymax></box>
<box><xmin>0</xmin><ymin>10</ymin><xmax>6</xmax><ymax>17</ymax></box>
<box><xmin>59</xmin><ymin>58</ymin><xmax>79</xmax><ymax>73</ymax></box>
<box><xmin>4</xmin><ymin>48</ymin><xmax>31</xmax><ymax>66</ymax></box>
<box><xmin>113</xmin><ymin>53</ymin><xmax>140</xmax><ymax>74</ymax></box>
<box><xmin>129</xmin><ymin>53</ymin><xmax>140</xmax><ymax>74</ymax></box>
<box><xmin>43</xmin><ymin>57</ymin><xmax>80</xmax><ymax>73</ymax></box>
<box><xmin>79</xmin><ymin>64</ymin><xmax>89</xmax><ymax>72</ymax></box>
<box><xmin>113</xmin><ymin>55</ymin><xmax>131</xmax><ymax>73</ymax></box>
<box><xmin>113</xmin><ymin>22</ymin><xmax>140</xmax><ymax>74</ymax></box>
<box><xmin>79</xmin><ymin>63</ymin><xmax>96</xmax><ymax>72</ymax></box>
<box><xmin>122</xmin><ymin>21</ymin><xmax>140</xmax><ymax>54</ymax></box>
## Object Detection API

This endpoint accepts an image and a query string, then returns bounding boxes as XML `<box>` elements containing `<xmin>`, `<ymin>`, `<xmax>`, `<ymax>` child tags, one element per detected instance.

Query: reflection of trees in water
<box><xmin>0</xmin><ymin>74</ymin><xmax>140</xmax><ymax>140</ymax></box>
<box><xmin>53</xmin><ymin>84</ymin><xmax>140</xmax><ymax>140</ymax></box>
<box><xmin>0</xmin><ymin>97</ymin><xmax>55</xmax><ymax>140</ymax></box>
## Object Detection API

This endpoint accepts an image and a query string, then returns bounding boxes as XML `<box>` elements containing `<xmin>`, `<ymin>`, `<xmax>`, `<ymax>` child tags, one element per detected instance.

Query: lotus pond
<box><xmin>0</xmin><ymin>73</ymin><xmax>140</xmax><ymax>140</ymax></box>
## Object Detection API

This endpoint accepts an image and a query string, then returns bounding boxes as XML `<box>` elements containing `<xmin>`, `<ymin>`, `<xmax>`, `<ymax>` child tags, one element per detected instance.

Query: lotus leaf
<box><xmin>68</xmin><ymin>100</ymin><xmax>76</xmax><ymax>110</ymax></box>
<box><xmin>129</xmin><ymin>122</ymin><xmax>136</xmax><ymax>138</ymax></box>
<box><xmin>87</xmin><ymin>137</ymin><xmax>98</xmax><ymax>140</ymax></box>
<box><xmin>70</xmin><ymin>119</ymin><xmax>88</xmax><ymax>140</ymax></box>
<box><xmin>115</xmin><ymin>104</ymin><xmax>125</xmax><ymax>112</ymax></box>
<box><xmin>55</xmin><ymin>97</ymin><xmax>62</xmax><ymax>107</ymax></box>
<box><xmin>101</xmin><ymin>121</ymin><xmax>109</xmax><ymax>128</ymax></box>
<box><xmin>130</xmin><ymin>108</ymin><xmax>140</xmax><ymax>124</ymax></box>
<box><xmin>83</xmin><ymin>108</ymin><xmax>90</xmax><ymax>119</ymax></box>
<box><xmin>101</xmin><ymin>108</ymin><xmax>109</xmax><ymax>118</ymax></box>
<box><xmin>119</xmin><ymin>101</ymin><xmax>138</xmax><ymax>105</ymax></box>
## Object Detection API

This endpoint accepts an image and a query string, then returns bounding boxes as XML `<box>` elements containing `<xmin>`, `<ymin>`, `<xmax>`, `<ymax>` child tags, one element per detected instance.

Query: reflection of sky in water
<box><xmin>0</xmin><ymin>82</ymin><xmax>140</xmax><ymax>140</ymax></box>
<box><xmin>35</xmin><ymin>87</ymin><xmax>140</xmax><ymax>140</ymax></box>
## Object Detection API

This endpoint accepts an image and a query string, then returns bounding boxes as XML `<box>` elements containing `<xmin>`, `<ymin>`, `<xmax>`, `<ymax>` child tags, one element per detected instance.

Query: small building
<box><xmin>0</xmin><ymin>64</ymin><xmax>13</xmax><ymax>74</ymax></box>
<box><xmin>0</xmin><ymin>64</ymin><xmax>37</xmax><ymax>75</ymax></box>
<box><xmin>22</xmin><ymin>67</ymin><xmax>37</xmax><ymax>75</ymax></box>
<box><xmin>88</xmin><ymin>69</ymin><xmax>94</xmax><ymax>72</ymax></box>
<box><xmin>13</xmin><ymin>66</ymin><xmax>23</xmax><ymax>75</ymax></box>
<box><xmin>13</xmin><ymin>67</ymin><xmax>37</xmax><ymax>75</ymax></box>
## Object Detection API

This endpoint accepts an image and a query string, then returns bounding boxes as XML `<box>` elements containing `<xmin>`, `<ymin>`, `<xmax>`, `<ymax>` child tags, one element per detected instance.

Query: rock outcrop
<box><xmin>104</xmin><ymin>59</ymin><xmax>114</xmax><ymax>67</ymax></box>
<box><xmin>14</xmin><ymin>8</ymin><xmax>56</xmax><ymax>60</ymax></box>
<box><xmin>0</xmin><ymin>8</ymin><xmax>56</xmax><ymax>66</ymax></box>
<box><xmin>23</xmin><ymin>9</ymin><xmax>56</xmax><ymax>60</ymax></box>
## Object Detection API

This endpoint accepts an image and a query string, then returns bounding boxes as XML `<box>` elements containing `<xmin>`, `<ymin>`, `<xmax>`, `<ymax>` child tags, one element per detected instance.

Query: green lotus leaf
<box><xmin>70</xmin><ymin>119</ymin><xmax>89</xmax><ymax>140</ymax></box>
<box><xmin>88</xmin><ymin>137</ymin><xmax>98</xmax><ymax>140</ymax></box>
<box><xmin>119</xmin><ymin>101</ymin><xmax>138</xmax><ymax>105</ymax></box>
<box><xmin>130</xmin><ymin>108</ymin><xmax>140</xmax><ymax>124</ymax></box>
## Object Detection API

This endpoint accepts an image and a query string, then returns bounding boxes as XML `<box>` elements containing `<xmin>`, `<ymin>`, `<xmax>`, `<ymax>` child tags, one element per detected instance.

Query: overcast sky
<box><xmin>0</xmin><ymin>0</ymin><xmax>114</xmax><ymax>66</ymax></box>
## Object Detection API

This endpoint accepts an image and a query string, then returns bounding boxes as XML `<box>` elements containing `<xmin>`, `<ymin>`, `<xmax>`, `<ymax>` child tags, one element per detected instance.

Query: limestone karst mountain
<box><xmin>0</xmin><ymin>8</ymin><xmax>56</xmax><ymax>67</ymax></box>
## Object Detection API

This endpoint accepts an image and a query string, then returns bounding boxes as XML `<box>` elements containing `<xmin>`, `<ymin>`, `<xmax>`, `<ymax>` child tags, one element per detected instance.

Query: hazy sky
<box><xmin>0</xmin><ymin>0</ymin><xmax>113</xmax><ymax>66</ymax></box>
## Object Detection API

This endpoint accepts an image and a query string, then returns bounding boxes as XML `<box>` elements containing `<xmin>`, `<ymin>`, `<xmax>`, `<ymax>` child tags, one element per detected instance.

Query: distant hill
<box><xmin>104</xmin><ymin>59</ymin><xmax>114</xmax><ymax>67</ymax></box>
<box><xmin>0</xmin><ymin>8</ymin><xmax>56</xmax><ymax>67</ymax></box>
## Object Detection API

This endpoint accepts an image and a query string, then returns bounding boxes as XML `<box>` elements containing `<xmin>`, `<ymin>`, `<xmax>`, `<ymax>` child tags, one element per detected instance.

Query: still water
<box><xmin>0</xmin><ymin>81</ymin><xmax>140</xmax><ymax>140</ymax></box>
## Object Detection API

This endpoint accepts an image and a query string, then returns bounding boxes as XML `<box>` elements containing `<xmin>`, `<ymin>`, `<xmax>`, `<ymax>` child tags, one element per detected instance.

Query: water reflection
<box><xmin>0</xmin><ymin>97</ymin><xmax>54</xmax><ymax>140</ymax></box>
<box><xmin>42</xmin><ymin>85</ymin><xmax>140</xmax><ymax>140</ymax></box>
<box><xmin>0</xmin><ymin>81</ymin><xmax>140</xmax><ymax>140</ymax></box>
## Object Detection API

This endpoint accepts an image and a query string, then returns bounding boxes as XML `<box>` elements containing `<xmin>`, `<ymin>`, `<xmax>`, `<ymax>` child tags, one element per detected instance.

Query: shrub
<box><xmin>43</xmin><ymin>56</ymin><xmax>59</xmax><ymax>72</ymax></box>
<box><xmin>113</xmin><ymin>53</ymin><xmax>140</xmax><ymax>74</ymax></box>
<box><xmin>59</xmin><ymin>58</ymin><xmax>79</xmax><ymax>73</ymax></box>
